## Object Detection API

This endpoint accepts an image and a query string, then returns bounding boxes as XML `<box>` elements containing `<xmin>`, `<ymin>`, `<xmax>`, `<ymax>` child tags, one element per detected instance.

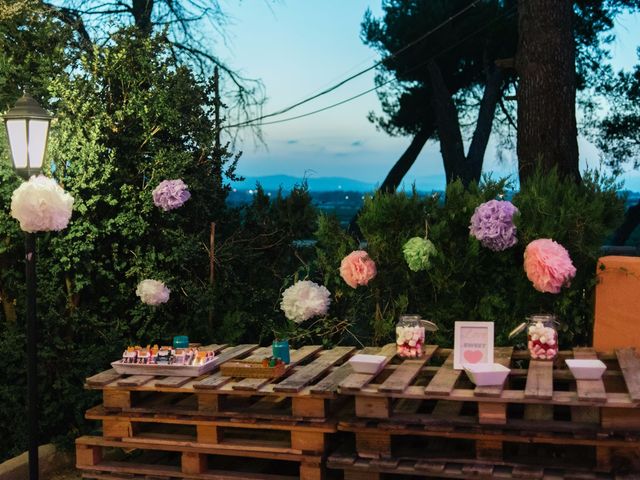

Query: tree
<box><xmin>42</xmin><ymin>0</ymin><xmax>266</xmax><ymax>130</ymax></box>
<box><xmin>595</xmin><ymin>54</ymin><xmax>640</xmax><ymax>245</ymax></box>
<box><xmin>364</xmin><ymin>0</ymin><xmax>640</xmax><ymax>191</ymax></box>
<box><xmin>0</xmin><ymin>20</ymin><xmax>241</xmax><ymax>456</ymax></box>
<box><xmin>516</xmin><ymin>0</ymin><xmax>580</xmax><ymax>182</ymax></box>
<box><xmin>362</xmin><ymin>0</ymin><xmax>518</xmax><ymax>190</ymax></box>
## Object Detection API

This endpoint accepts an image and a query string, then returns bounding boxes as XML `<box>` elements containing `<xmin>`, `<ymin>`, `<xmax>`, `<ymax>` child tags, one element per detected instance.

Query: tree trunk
<box><xmin>131</xmin><ymin>0</ymin><xmax>155</xmax><ymax>36</ymax></box>
<box><xmin>378</xmin><ymin>126</ymin><xmax>433</xmax><ymax>193</ymax></box>
<box><xmin>466</xmin><ymin>67</ymin><xmax>504</xmax><ymax>182</ymax></box>
<box><xmin>428</xmin><ymin>61</ymin><xmax>467</xmax><ymax>184</ymax></box>
<box><xmin>516</xmin><ymin>0</ymin><xmax>580</xmax><ymax>183</ymax></box>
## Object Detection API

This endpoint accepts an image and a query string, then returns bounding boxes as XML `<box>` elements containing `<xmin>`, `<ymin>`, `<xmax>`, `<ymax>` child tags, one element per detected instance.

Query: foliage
<box><xmin>596</xmin><ymin>54</ymin><xmax>640</xmax><ymax>173</ymax></box>
<box><xmin>0</xmin><ymin>30</ymin><xmax>244</xmax><ymax>459</ymax></box>
<box><xmin>304</xmin><ymin>169</ymin><xmax>623</xmax><ymax>350</ymax></box>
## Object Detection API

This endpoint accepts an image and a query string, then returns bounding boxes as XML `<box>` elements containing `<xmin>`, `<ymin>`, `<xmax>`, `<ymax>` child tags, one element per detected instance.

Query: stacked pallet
<box><xmin>77</xmin><ymin>343</ymin><xmax>367</xmax><ymax>480</ymax></box>
<box><xmin>329</xmin><ymin>346</ymin><xmax>640</xmax><ymax>480</ymax></box>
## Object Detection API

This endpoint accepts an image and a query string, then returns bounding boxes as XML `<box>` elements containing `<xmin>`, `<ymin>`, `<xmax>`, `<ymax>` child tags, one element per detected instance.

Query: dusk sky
<box><xmin>218</xmin><ymin>1</ymin><xmax>640</xmax><ymax>190</ymax></box>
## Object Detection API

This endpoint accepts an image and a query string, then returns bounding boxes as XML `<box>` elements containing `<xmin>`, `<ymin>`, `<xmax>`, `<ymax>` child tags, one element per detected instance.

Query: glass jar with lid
<box><xmin>396</xmin><ymin>314</ymin><xmax>426</xmax><ymax>358</ymax></box>
<box><xmin>527</xmin><ymin>314</ymin><xmax>558</xmax><ymax>361</ymax></box>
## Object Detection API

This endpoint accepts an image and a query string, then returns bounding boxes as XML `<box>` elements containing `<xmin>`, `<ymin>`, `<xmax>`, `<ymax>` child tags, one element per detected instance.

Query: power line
<box><xmin>225</xmin><ymin>0</ymin><xmax>484</xmax><ymax>129</ymax></box>
<box><xmin>230</xmin><ymin>5</ymin><xmax>517</xmax><ymax>129</ymax></box>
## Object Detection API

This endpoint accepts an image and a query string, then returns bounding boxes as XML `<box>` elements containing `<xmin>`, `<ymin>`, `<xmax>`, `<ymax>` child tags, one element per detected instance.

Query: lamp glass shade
<box><xmin>5</xmin><ymin>119</ymin><xmax>28</xmax><ymax>169</ymax></box>
<box><xmin>3</xmin><ymin>94</ymin><xmax>53</xmax><ymax>177</ymax></box>
<box><xmin>27</xmin><ymin>119</ymin><xmax>49</xmax><ymax>171</ymax></box>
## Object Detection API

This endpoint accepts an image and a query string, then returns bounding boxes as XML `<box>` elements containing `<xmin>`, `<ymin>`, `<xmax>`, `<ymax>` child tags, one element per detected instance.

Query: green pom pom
<box><xmin>403</xmin><ymin>237</ymin><xmax>437</xmax><ymax>272</ymax></box>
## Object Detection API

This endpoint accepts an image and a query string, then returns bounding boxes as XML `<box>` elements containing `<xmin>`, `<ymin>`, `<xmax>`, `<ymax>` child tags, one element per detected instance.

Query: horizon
<box><xmin>231</xmin><ymin>172</ymin><xmax>640</xmax><ymax>193</ymax></box>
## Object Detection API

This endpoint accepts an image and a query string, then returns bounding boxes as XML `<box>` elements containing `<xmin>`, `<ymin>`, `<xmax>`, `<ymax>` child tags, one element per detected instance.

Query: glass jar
<box><xmin>272</xmin><ymin>339</ymin><xmax>291</xmax><ymax>364</ymax></box>
<box><xmin>396</xmin><ymin>315</ymin><xmax>425</xmax><ymax>358</ymax></box>
<box><xmin>527</xmin><ymin>315</ymin><xmax>558</xmax><ymax>361</ymax></box>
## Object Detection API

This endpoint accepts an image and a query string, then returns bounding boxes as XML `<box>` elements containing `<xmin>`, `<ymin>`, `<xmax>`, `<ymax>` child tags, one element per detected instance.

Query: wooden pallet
<box><xmin>338</xmin><ymin>346</ymin><xmax>640</xmax><ymax>430</ymax></box>
<box><xmin>76</xmin><ymin>435</ymin><xmax>325</xmax><ymax>480</ymax></box>
<box><xmin>85</xmin><ymin>404</ymin><xmax>336</xmax><ymax>454</ymax></box>
<box><xmin>338</xmin><ymin>416</ymin><xmax>640</xmax><ymax>472</ymax></box>
<box><xmin>327</xmin><ymin>451</ymin><xmax>640</xmax><ymax>480</ymax></box>
<box><xmin>86</xmin><ymin>344</ymin><xmax>362</xmax><ymax>421</ymax></box>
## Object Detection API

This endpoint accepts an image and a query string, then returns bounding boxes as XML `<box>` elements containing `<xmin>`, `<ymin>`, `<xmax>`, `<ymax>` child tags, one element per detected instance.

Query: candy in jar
<box><xmin>526</xmin><ymin>315</ymin><xmax>558</xmax><ymax>360</ymax></box>
<box><xmin>396</xmin><ymin>315</ymin><xmax>426</xmax><ymax>358</ymax></box>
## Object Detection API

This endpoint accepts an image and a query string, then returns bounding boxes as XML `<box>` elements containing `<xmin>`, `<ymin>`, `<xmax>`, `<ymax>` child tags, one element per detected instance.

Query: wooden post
<box><xmin>182</xmin><ymin>452</ymin><xmax>207</xmax><ymax>474</ymax></box>
<box><xmin>76</xmin><ymin>444</ymin><xmax>102</xmax><ymax>467</ymax></box>
<box><xmin>355</xmin><ymin>431</ymin><xmax>391</xmax><ymax>459</ymax></box>
<box><xmin>213</xmin><ymin>66</ymin><xmax>221</xmax><ymax>153</ymax></box>
<box><xmin>208</xmin><ymin>221</ymin><xmax>216</xmax><ymax>330</ymax></box>
<box><xmin>103</xmin><ymin>390</ymin><xmax>131</xmax><ymax>410</ymax></box>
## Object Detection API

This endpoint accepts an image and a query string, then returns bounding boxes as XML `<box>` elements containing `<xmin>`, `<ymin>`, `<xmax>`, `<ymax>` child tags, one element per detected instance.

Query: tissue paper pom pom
<box><xmin>10</xmin><ymin>175</ymin><xmax>74</xmax><ymax>233</ymax></box>
<box><xmin>280</xmin><ymin>280</ymin><xmax>331</xmax><ymax>323</ymax></box>
<box><xmin>524</xmin><ymin>239</ymin><xmax>576</xmax><ymax>293</ymax></box>
<box><xmin>340</xmin><ymin>250</ymin><xmax>377</xmax><ymax>288</ymax></box>
<box><xmin>403</xmin><ymin>237</ymin><xmax>437</xmax><ymax>272</ymax></box>
<box><xmin>152</xmin><ymin>179</ymin><xmax>191</xmax><ymax>211</ymax></box>
<box><xmin>469</xmin><ymin>200</ymin><xmax>519</xmax><ymax>251</ymax></box>
<box><xmin>136</xmin><ymin>279</ymin><xmax>171</xmax><ymax>305</ymax></box>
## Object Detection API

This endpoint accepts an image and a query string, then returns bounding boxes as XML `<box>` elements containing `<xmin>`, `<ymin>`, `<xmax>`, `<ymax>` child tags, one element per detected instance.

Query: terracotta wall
<box><xmin>593</xmin><ymin>256</ymin><xmax>640</xmax><ymax>350</ymax></box>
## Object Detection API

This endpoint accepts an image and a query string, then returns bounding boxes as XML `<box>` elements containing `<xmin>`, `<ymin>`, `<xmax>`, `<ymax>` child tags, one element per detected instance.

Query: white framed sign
<box><xmin>453</xmin><ymin>321</ymin><xmax>494</xmax><ymax>370</ymax></box>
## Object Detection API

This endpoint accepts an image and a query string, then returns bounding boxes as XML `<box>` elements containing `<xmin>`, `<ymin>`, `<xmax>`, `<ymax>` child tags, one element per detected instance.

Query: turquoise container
<box><xmin>272</xmin><ymin>339</ymin><xmax>290</xmax><ymax>364</ymax></box>
<box><xmin>173</xmin><ymin>335</ymin><xmax>189</xmax><ymax>349</ymax></box>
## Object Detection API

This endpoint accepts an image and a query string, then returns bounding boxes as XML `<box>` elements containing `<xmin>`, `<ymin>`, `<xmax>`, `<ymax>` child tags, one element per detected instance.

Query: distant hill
<box><xmin>233</xmin><ymin>174</ymin><xmax>447</xmax><ymax>192</ymax></box>
<box><xmin>233</xmin><ymin>175</ymin><xmax>375</xmax><ymax>192</ymax></box>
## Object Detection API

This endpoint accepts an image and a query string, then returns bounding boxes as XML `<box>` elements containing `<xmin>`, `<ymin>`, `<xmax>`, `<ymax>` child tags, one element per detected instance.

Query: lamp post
<box><xmin>3</xmin><ymin>93</ymin><xmax>53</xmax><ymax>480</ymax></box>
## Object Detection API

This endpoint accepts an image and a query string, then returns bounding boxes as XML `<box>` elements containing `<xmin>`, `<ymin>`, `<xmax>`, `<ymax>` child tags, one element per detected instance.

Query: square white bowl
<box><xmin>348</xmin><ymin>354</ymin><xmax>387</xmax><ymax>375</ymax></box>
<box><xmin>464</xmin><ymin>363</ymin><xmax>510</xmax><ymax>386</ymax></box>
<box><xmin>565</xmin><ymin>359</ymin><xmax>607</xmax><ymax>380</ymax></box>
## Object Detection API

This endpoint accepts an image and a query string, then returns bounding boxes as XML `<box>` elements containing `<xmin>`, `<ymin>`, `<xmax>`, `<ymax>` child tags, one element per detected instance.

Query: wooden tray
<box><xmin>111</xmin><ymin>358</ymin><xmax>217</xmax><ymax>377</ymax></box>
<box><xmin>220</xmin><ymin>360</ymin><xmax>287</xmax><ymax>379</ymax></box>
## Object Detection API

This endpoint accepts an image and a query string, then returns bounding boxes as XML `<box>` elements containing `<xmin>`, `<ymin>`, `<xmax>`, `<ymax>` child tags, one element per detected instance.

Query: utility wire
<box><xmin>232</xmin><ymin>5</ymin><xmax>517</xmax><ymax>129</ymax></box>
<box><xmin>225</xmin><ymin>0</ymin><xmax>484</xmax><ymax>129</ymax></box>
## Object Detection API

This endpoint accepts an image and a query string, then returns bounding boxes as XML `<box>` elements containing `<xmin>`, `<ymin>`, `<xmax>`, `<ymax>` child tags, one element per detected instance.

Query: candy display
<box><xmin>220</xmin><ymin>357</ymin><xmax>288</xmax><ymax>378</ymax></box>
<box><xmin>120</xmin><ymin>344</ymin><xmax>214</xmax><ymax>366</ymax></box>
<box><xmin>396</xmin><ymin>315</ymin><xmax>425</xmax><ymax>358</ymax></box>
<box><xmin>527</xmin><ymin>315</ymin><xmax>558</xmax><ymax>360</ymax></box>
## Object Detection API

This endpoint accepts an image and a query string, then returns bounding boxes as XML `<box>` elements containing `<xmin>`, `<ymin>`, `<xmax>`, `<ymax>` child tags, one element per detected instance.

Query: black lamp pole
<box><xmin>3</xmin><ymin>93</ymin><xmax>53</xmax><ymax>480</ymax></box>
<box><xmin>25</xmin><ymin>231</ymin><xmax>38</xmax><ymax>480</ymax></box>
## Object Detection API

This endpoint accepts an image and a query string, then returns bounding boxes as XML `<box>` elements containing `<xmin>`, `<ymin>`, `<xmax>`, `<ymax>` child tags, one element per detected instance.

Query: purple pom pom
<box><xmin>469</xmin><ymin>200</ymin><xmax>519</xmax><ymax>251</ymax></box>
<box><xmin>152</xmin><ymin>179</ymin><xmax>191</xmax><ymax>211</ymax></box>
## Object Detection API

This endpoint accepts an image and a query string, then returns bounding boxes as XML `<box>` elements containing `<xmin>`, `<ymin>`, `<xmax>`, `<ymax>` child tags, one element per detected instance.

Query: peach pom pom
<box><xmin>339</xmin><ymin>250</ymin><xmax>377</xmax><ymax>288</ymax></box>
<box><xmin>524</xmin><ymin>239</ymin><xmax>576</xmax><ymax>294</ymax></box>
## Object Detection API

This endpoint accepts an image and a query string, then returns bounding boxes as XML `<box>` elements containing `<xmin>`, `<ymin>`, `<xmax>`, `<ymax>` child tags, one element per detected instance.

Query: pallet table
<box><xmin>331</xmin><ymin>345</ymin><xmax>640</xmax><ymax>480</ymax></box>
<box><xmin>76</xmin><ymin>343</ymin><xmax>373</xmax><ymax>479</ymax></box>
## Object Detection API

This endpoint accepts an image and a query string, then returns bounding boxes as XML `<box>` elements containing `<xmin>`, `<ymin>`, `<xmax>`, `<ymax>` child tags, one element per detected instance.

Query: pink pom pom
<box><xmin>340</xmin><ymin>250</ymin><xmax>377</xmax><ymax>288</ymax></box>
<box><xmin>524</xmin><ymin>239</ymin><xmax>576</xmax><ymax>294</ymax></box>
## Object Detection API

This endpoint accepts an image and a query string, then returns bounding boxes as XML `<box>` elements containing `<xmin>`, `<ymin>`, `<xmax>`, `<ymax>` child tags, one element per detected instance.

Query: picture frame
<box><xmin>453</xmin><ymin>321</ymin><xmax>494</xmax><ymax>370</ymax></box>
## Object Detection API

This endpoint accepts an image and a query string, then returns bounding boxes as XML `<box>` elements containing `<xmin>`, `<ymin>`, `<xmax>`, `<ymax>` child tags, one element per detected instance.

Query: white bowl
<box><xmin>464</xmin><ymin>363</ymin><xmax>510</xmax><ymax>386</ymax></box>
<box><xmin>348</xmin><ymin>354</ymin><xmax>387</xmax><ymax>374</ymax></box>
<box><xmin>565</xmin><ymin>359</ymin><xmax>607</xmax><ymax>380</ymax></box>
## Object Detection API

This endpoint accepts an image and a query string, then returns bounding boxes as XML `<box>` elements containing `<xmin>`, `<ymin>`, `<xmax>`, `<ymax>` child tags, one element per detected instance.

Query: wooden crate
<box><xmin>330</xmin><ymin>346</ymin><xmax>640</xmax><ymax>479</ymax></box>
<box><xmin>76</xmin><ymin>435</ymin><xmax>326</xmax><ymax>480</ymax></box>
<box><xmin>79</xmin><ymin>343</ymin><xmax>395</xmax><ymax>480</ymax></box>
<box><xmin>327</xmin><ymin>451</ymin><xmax>640</xmax><ymax>479</ymax></box>
<box><xmin>86</xmin><ymin>344</ymin><xmax>362</xmax><ymax>422</ymax></box>
<box><xmin>337</xmin><ymin>346</ymin><xmax>640</xmax><ymax>429</ymax></box>
<box><xmin>338</xmin><ymin>416</ymin><xmax>640</xmax><ymax>471</ymax></box>
<box><xmin>85</xmin><ymin>404</ymin><xmax>335</xmax><ymax>455</ymax></box>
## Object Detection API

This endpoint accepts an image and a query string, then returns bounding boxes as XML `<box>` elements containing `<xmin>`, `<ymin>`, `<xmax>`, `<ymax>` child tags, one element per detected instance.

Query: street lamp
<box><xmin>3</xmin><ymin>92</ymin><xmax>53</xmax><ymax>480</ymax></box>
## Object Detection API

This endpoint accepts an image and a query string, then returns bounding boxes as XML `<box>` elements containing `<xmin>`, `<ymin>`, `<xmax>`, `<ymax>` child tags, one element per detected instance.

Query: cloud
<box><xmin>351</xmin><ymin>140</ymin><xmax>363</xmax><ymax>147</ymax></box>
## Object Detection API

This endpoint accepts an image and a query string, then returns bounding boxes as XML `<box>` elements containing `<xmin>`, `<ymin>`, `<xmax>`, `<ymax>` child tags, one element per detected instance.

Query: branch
<box><xmin>498</xmin><ymin>96</ymin><xmax>517</xmax><ymax>131</ymax></box>
<box><xmin>42</xmin><ymin>2</ymin><xmax>94</xmax><ymax>53</ymax></box>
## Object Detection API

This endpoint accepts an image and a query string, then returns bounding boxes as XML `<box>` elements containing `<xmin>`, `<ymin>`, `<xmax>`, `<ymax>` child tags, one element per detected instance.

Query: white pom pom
<box><xmin>11</xmin><ymin>175</ymin><xmax>74</xmax><ymax>232</ymax></box>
